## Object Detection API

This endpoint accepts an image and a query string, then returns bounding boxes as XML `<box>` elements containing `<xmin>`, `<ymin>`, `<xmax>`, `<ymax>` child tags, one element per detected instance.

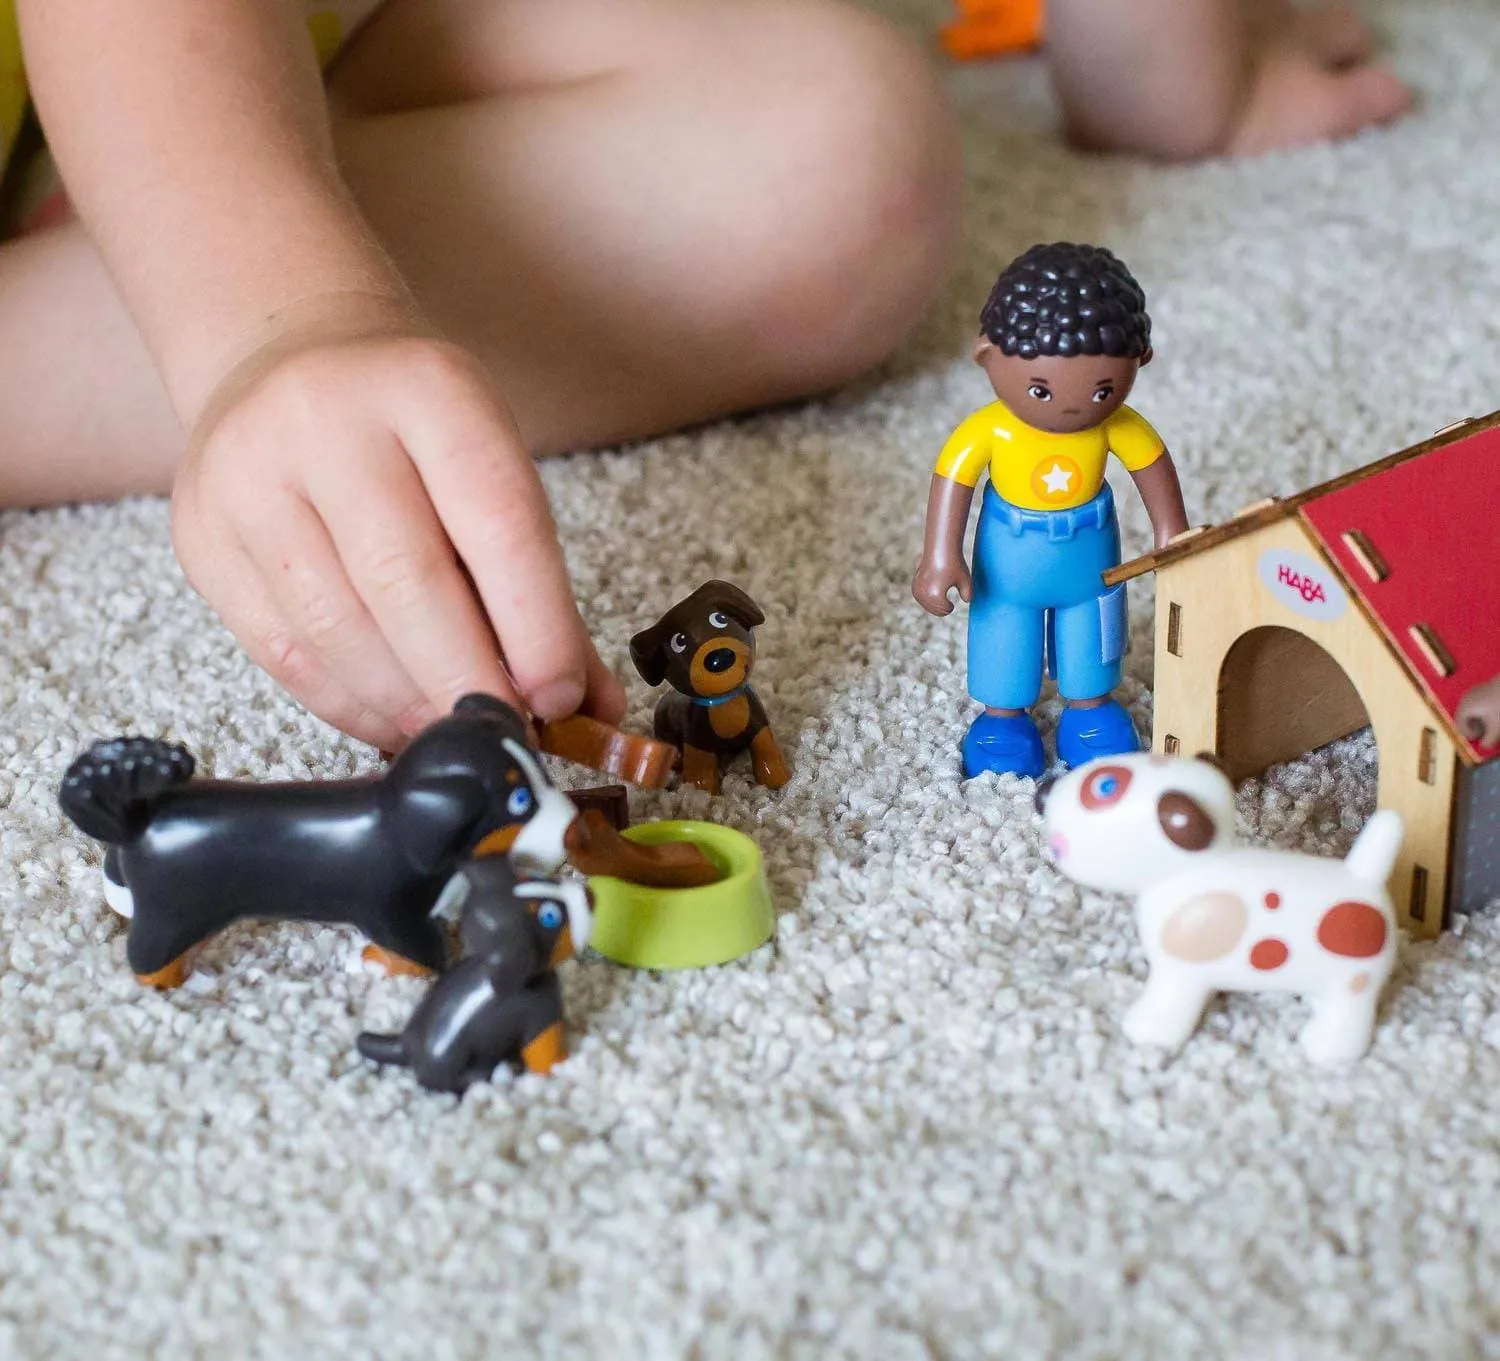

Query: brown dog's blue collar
<box><xmin>692</xmin><ymin>686</ymin><xmax>747</xmax><ymax>708</ymax></box>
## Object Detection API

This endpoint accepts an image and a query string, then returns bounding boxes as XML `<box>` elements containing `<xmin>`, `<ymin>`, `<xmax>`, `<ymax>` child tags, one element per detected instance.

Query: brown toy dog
<box><xmin>630</xmin><ymin>581</ymin><xmax>791</xmax><ymax>794</ymax></box>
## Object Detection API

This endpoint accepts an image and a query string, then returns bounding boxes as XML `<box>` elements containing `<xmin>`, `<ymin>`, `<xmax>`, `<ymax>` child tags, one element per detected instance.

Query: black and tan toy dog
<box><xmin>58</xmin><ymin>694</ymin><xmax>580</xmax><ymax>987</ymax></box>
<box><xmin>630</xmin><ymin>580</ymin><xmax>791</xmax><ymax>795</ymax></box>
<box><xmin>357</xmin><ymin>859</ymin><xmax>592</xmax><ymax>1092</ymax></box>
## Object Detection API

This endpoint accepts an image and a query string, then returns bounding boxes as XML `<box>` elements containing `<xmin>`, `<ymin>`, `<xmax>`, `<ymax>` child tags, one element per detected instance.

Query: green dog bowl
<box><xmin>587</xmin><ymin>820</ymin><xmax>774</xmax><ymax>970</ymax></box>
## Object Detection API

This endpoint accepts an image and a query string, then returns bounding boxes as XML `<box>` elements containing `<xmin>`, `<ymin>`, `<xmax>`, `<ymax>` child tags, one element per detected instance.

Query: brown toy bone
<box><xmin>564</xmin><ymin>782</ymin><xmax>721</xmax><ymax>886</ymax></box>
<box><xmin>565</xmin><ymin>784</ymin><xmax>630</xmax><ymax>831</ymax></box>
<box><xmin>539</xmin><ymin>715</ymin><xmax>677</xmax><ymax>789</ymax></box>
<box><xmin>629</xmin><ymin>580</ymin><xmax>791</xmax><ymax>795</ymax></box>
<box><xmin>563</xmin><ymin>810</ymin><xmax>720</xmax><ymax>889</ymax></box>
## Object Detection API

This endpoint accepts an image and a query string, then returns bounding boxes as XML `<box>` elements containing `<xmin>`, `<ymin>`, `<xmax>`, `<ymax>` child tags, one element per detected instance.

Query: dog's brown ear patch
<box><xmin>629</xmin><ymin>622</ymin><xmax>670</xmax><ymax>686</ymax></box>
<box><xmin>1194</xmin><ymin>750</ymin><xmax>1229</xmax><ymax>776</ymax></box>
<box><xmin>1158</xmin><ymin>791</ymin><xmax>1216</xmax><ymax>851</ymax></box>
<box><xmin>692</xmin><ymin>580</ymin><xmax>765</xmax><ymax>630</ymax></box>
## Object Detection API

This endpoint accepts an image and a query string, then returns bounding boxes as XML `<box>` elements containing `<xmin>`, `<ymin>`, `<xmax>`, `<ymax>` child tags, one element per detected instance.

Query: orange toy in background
<box><xmin>940</xmin><ymin>0</ymin><xmax>1043</xmax><ymax>61</ymax></box>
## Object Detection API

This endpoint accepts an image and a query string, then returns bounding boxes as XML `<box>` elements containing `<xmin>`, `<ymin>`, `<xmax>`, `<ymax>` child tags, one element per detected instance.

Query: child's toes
<box><xmin>1228</xmin><ymin>51</ymin><xmax>1412</xmax><ymax>156</ymax></box>
<box><xmin>1289</xmin><ymin>2</ymin><xmax>1376</xmax><ymax>68</ymax></box>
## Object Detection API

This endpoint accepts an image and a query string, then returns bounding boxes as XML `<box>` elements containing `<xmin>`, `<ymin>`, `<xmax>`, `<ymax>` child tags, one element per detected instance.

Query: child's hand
<box><xmin>1457</xmin><ymin>676</ymin><xmax>1500</xmax><ymax>749</ymax></box>
<box><xmin>171</xmin><ymin>315</ymin><xmax>626</xmax><ymax>751</ymax></box>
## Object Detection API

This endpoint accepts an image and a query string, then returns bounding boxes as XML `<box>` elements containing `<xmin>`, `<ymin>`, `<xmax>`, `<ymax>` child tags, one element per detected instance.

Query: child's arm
<box><xmin>17</xmin><ymin>0</ymin><xmax>624</xmax><ymax>748</ymax></box>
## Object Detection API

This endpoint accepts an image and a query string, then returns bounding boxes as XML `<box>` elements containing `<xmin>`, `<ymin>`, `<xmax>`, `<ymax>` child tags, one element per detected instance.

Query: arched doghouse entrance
<box><xmin>1215</xmin><ymin>625</ymin><xmax>1372</xmax><ymax>781</ymax></box>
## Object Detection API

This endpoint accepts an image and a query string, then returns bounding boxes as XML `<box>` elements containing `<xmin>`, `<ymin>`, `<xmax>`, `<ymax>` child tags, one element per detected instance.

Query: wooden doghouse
<box><xmin>1106</xmin><ymin>413</ymin><xmax>1500</xmax><ymax>937</ymax></box>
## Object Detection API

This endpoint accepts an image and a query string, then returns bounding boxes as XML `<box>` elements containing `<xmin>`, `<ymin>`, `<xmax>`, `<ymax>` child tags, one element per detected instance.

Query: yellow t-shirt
<box><xmin>0</xmin><ymin>3</ymin><xmax>382</xmax><ymax>187</ymax></box>
<box><xmin>934</xmin><ymin>398</ymin><xmax>1165</xmax><ymax>512</ymax></box>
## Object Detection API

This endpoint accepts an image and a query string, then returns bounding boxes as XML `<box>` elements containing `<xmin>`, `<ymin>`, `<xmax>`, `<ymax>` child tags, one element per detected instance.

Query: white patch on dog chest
<box><xmin>102</xmin><ymin>869</ymin><xmax>134</xmax><ymax>919</ymax></box>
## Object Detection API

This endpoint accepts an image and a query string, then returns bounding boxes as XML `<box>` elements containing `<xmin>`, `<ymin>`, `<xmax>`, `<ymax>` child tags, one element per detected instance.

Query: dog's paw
<box><xmin>1299</xmin><ymin>1009</ymin><xmax>1373</xmax><ymax>1065</ymax></box>
<box><xmin>1122</xmin><ymin>993</ymin><xmax>1199</xmax><ymax>1050</ymax></box>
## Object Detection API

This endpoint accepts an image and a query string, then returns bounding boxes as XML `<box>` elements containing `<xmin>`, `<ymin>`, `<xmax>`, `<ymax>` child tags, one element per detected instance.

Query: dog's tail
<box><xmin>356</xmin><ymin>1032</ymin><xmax>411</xmax><ymax>1068</ymax></box>
<box><xmin>58</xmin><ymin>737</ymin><xmax>196</xmax><ymax>845</ymax></box>
<box><xmin>1345</xmin><ymin>809</ymin><xmax>1404</xmax><ymax>887</ymax></box>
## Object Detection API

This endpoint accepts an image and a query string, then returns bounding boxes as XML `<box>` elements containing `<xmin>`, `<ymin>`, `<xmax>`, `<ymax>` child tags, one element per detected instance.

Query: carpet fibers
<box><xmin>4</xmin><ymin>3</ymin><xmax>1500</xmax><ymax>1356</ymax></box>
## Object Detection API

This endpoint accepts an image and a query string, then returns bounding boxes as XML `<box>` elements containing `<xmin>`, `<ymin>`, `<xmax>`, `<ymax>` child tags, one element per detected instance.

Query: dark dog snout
<box><xmin>1033</xmin><ymin>773</ymin><xmax>1058</xmax><ymax>816</ymax></box>
<box><xmin>704</xmin><ymin>647</ymin><xmax>736</xmax><ymax>674</ymax></box>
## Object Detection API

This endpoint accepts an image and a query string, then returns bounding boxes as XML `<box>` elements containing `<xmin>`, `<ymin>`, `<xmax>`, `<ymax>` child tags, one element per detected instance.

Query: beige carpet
<box><xmin>6</xmin><ymin>3</ymin><xmax>1500</xmax><ymax>1356</ymax></box>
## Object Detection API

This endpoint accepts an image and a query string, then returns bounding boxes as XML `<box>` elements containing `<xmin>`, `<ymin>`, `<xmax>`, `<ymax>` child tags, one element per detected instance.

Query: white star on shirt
<box><xmin>1040</xmin><ymin>462</ymin><xmax>1074</xmax><ymax>495</ymax></box>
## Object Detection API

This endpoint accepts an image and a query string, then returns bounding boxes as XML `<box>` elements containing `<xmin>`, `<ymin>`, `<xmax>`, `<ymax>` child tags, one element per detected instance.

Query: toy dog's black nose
<box><xmin>1033</xmin><ymin>773</ymin><xmax>1058</xmax><ymax>816</ymax></box>
<box><xmin>704</xmin><ymin>647</ymin><xmax>736</xmax><ymax>674</ymax></box>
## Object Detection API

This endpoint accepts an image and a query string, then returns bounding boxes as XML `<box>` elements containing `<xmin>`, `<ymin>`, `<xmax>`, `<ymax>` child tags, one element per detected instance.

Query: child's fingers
<box><xmin>389</xmin><ymin>356</ymin><xmax>593</xmax><ymax>721</ymax></box>
<box><xmin>581</xmin><ymin>643</ymin><xmax>628</xmax><ymax>725</ymax></box>
<box><xmin>171</xmin><ymin>499</ymin><xmax>408</xmax><ymax>750</ymax></box>
<box><xmin>306</xmin><ymin>436</ymin><xmax>527</xmax><ymax>721</ymax></box>
<box><xmin>237</xmin><ymin>488</ymin><xmax>451</xmax><ymax>737</ymax></box>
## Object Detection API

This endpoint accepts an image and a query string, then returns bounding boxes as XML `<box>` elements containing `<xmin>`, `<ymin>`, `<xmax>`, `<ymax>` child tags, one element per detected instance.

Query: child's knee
<box><xmin>723</xmin><ymin>1</ymin><xmax>963</xmax><ymax>382</ymax></box>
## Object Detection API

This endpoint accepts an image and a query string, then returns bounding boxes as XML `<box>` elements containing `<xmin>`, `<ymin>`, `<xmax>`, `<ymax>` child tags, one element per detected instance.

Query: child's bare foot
<box><xmin>1287</xmin><ymin>2</ymin><xmax>1375</xmax><ymax>66</ymax></box>
<box><xmin>1225</xmin><ymin>40</ymin><xmax>1410</xmax><ymax>156</ymax></box>
<box><xmin>1047</xmin><ymin>0</ymin><xmax>1410</xmax><ymax>160</ymax></box>
<box><xmin>1253</xmin><ymin>0</ymin><xmax>1374</xmax><ymax>67</ymax></box>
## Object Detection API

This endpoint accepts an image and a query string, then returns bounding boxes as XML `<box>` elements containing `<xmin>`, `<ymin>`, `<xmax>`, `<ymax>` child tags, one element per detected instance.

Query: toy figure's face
<box><xmin>974</xmin><ymin>342</ymin><xmax>1149</xmax><ymax>435</ymax></box>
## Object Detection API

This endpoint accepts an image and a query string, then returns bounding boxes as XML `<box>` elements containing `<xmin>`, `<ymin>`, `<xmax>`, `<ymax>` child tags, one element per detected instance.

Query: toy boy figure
<box><xmin>913</xmin><ymin>243</ymin><xmax>1188</xmax><ymax>778</ymax></box>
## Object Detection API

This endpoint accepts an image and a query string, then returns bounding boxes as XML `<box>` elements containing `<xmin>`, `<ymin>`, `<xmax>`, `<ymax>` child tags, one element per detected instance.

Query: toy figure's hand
<box><xmin>912</xmin><ymin>557</ymin><xmax>973</xmax><ymax>616</ymax></box>
<box><xmin>1457</xmin><ymin>675</ymin><xmax>1500</xmax><ymax>748</ymax></box>
<box><xmin>171</xmin><ymin>309</ymin><xmax>626</xmax><ymax>751</ymax></box>
<box><xmin>915</xmin><ymin>473</ymin><xmax>978</xmax><ymax>616</ymax></box>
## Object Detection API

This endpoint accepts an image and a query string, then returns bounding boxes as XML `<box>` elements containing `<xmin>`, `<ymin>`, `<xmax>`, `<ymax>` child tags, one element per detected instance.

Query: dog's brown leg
<box><xmin>360</xmin><ymin>944</ymin><xmax>438</xmax><ymax>979</ymax></box>
<box><xmin>679</xmin><ymin>745</ymin><xmax>721</xmax><ymax>794</ymax></box>
<box><xmin>750</xmin><ymin>729</ymin><xmax>792</xmax><ymax>789</ymax></box>
<box><xmin>520</xmin><ymin>1022</ymin><xmax>568</xmax><ymax>1074</ymax></box>
<box><xmin>134</xmin><ymin>951</ymin><xmax>194</xmax><ymax>990</ymax></box>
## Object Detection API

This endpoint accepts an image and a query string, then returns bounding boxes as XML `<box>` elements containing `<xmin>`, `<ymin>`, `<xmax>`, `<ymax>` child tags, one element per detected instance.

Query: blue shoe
<box><xmin>1056</xmin><ymin>699</ymin><xmax>1140</xmax><ymax>768</ymax></box>
<box><xmin>962</xmin><ymin>711</ymin><xmax>1046</xmax><ymax>779</ymax></box>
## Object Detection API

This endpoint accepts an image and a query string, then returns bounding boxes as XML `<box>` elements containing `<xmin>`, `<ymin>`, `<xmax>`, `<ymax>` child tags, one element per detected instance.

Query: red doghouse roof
<box><xmin>1108</xmin><ymin>413</ymin><xmax>1500</xmax><ymax>765</ymax></box>
<box><xmin>1300</xmin><ymin>421</ymin><xmax>1500</xmax><ymax>764</ymax></box>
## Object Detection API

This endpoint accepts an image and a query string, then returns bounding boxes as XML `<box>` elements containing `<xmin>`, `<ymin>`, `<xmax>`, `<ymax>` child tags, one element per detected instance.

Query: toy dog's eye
<box><xmin>507</xmin><ymin>786</ymin><xmax>534</xmax><ymax>817</ymax></box>
<box><xmin>1080</xmin><ymin>764</ymin><xmax>1132</xmax><ymax>810</ymax></box>
<box><xmin>670</xmin><ymin>633</ymin><xmax>688</xmax><ymax>654</ymax></box>
<box><xmin>538</xmin><ymin>903</ymin><xmax>564</xmax><ymax>930</ymax></box>
<box><xmin>1092</xmin><ymin>383</ymin><xmax>1115</xmax><ymax>404</ymax></box>
<box><xmin>708</xmin><ymin>611</ymin><xmax>728</xmax><ymax>629</ymax></box>
<box><xmin>1027</xmin><ymin>384</ymin><xmax>1052</xmax><ymax>402</ymax></box>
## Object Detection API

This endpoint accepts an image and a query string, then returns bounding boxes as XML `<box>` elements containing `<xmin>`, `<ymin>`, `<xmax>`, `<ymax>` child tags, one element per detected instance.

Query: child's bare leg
<box><xmin>1254</xmin><ymin>0</ymin><xmax>1374</xmax><ymax>67</ymax></box>
<box><xmin>1046</xmin><ymin>0</ymin><xmax>1410</xmax><ymax>160</ymax></box>
<box><xmin>0</xmin><ymin>0</ymin><xmax>960</xmax><ymax>507</ymax></box>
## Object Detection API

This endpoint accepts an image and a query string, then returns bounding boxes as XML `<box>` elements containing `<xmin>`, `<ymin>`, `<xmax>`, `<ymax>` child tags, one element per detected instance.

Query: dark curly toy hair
<box><xmin>980</xmin><ymin>243</ymin><xmax>1151</xmax><ymax>360</ymax></box>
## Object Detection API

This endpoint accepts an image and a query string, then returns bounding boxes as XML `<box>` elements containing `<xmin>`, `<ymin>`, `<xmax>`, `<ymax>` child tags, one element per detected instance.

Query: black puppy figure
<box><xmin>357</xmin><ymin>858</ymin><xmax>592</xmax><ymax>1091</ymax></box>
<box><xmin>629</xmin><ymin>580</ymin><xmax>791</xmax><ymax>795</ymax></box>
<box><xmin>58</xmin><ymin>695</ymin><xmax>580</xmax><ymax>987</ymax></box>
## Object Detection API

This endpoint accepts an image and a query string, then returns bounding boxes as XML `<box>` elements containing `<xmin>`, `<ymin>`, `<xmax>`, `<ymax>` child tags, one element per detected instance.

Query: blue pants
<box><xmin>968</xmin><ymin>483</ymin><xmax>1127</xmax><ymax>710</ymax></box>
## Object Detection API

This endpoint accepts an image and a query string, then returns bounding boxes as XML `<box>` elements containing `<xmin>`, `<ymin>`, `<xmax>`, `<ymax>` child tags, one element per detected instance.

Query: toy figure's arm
<box><xmin>1129</xmin><ymin>452</ymin><xmax>1189</xmax><ymax>549</ymax></box>
<box><xmin>1457</xmin><ymin>675</ymin><xmax>1500</xmax><ymax>748</ymax></box>
<box><xmin>912</xmin><ymin>474</ymin><xmax>975</xmax><ymax>616</ymax></box>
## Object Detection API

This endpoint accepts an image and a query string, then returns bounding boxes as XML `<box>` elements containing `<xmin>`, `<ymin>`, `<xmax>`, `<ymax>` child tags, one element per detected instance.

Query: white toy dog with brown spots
<box><xmin>1040</xmin><ymin>753</ymin><xmax>1403</xmax><ymax>1064</ymax></box>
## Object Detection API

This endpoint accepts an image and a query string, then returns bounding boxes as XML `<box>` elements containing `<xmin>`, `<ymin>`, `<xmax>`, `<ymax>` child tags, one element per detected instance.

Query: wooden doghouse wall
<box><xmin>1148</xmin><ymin>516</ymin><xmax>1459</xmax><ymax>937</ymax></box>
